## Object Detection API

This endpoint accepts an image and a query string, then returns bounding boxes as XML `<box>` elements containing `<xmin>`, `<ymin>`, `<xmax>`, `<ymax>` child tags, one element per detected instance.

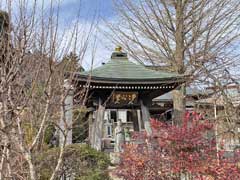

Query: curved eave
<box><xmin>73</xmin><ymin>73</ymin><xmax>186</xmax><ymax>85</ymax></box>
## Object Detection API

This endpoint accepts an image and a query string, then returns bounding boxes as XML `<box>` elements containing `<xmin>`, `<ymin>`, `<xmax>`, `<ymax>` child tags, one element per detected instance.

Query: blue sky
<box><xmin>0</xmin><ymin>0</ymin><xmax>117</xmax><ymax>69</ymax></box>
<box><xmin>56</xmin><ymin>0</ymin><xmax>117</xmax><ymax>69</ymax></box>
<box><xmin>57</xmin><ymin>0</ymin><xmax>115</xmax><ymax>23</ymax></box>
<box><xmin>1</xmin><ymin>0</ymin><xmax>115</xmax><ymax>20</ymax></box>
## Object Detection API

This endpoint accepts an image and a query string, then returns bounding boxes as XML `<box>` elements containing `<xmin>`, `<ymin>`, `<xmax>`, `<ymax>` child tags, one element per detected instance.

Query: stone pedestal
<box><xmin>140</xmin><ymin>100</ymin><xmax>152</xmax><ymax>135</ymax></box>
<box><xmin>59</xmin><ymin>79</ymin><xmax>73</xmax><ymax>146</ymax></box>
<box><xmin>110</xmin><ymin>152</ymin><xmax>121</xmax><ymax>165</ymax></box>
<box><xmin>91</xmin><ymin>98</ymin><xmax>105</xmax><ymax>151</ymax></box>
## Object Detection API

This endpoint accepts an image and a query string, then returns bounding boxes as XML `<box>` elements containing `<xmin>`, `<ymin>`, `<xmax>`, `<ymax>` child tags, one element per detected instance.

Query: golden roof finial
<box><xmin>115</xmin><ymin>46</ymin><xmax>122</xmax><ymax>52</ymax></box>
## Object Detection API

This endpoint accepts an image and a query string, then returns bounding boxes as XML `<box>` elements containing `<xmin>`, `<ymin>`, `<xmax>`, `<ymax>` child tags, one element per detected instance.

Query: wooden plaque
<box><xmin>112</xmin><ymin>91</ymin><xmax>138</xmax><ymax>105</ymax></box>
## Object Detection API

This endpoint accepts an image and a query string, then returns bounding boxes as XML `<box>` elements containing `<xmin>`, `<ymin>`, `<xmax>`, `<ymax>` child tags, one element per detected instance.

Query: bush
<box><xmin>115</xmin><ymin>113</ymin><xmax>240</xmax><ymax>180</ymax></box>
<box><xmin>36</xmin><ymin>144</ymin><xmax>111</xmax><ymax>179</ymax></box>
<box><xmin>72</xmin><ymin>108</ymin><xmax>89</xmax><ymax>143</ymax></box>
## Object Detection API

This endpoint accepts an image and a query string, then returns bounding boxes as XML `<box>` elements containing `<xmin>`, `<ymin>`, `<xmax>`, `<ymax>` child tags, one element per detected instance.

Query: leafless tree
<box><xmin>0</xmin><ymin>0</ymin><xmax>96</xmax><ymax>179</ymax></box>
<box><xmin>107</xmin><ymin>0</ymin><xmax>240</xmax><ymax>124</ymax></box>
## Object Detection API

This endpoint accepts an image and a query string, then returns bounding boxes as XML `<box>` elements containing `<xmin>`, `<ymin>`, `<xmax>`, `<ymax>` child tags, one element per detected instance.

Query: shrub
<box><xmin>72</xmin><ymin>108</ymin><xmax>89</xmax><ymax>143</ymax></box>
<box><xmin>115</xmin><ymin>113</ymin><xmax>240</xmax><ymax>180</ymax></box>
<box><xmin>36</xmin><ymin>144</ymin><xmax>110</xmax><ymax>179</ymax></box>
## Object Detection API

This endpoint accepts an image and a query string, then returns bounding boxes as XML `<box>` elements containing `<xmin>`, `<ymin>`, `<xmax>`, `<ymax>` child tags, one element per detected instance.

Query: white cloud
<box><xmin>0</xmin><ymin>0</ymin><xmax>118</xmax><ymax>70</ymax></box>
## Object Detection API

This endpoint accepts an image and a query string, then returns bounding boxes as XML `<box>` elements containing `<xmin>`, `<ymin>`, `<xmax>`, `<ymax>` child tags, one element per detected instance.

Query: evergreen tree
<box><xmin>61</xmin><ymin>52</ymin><xmax>84</xmax><ymax>72</ymax></box>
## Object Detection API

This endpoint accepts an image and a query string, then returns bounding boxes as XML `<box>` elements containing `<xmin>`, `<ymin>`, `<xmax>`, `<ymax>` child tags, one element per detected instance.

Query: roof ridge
<box><xmin>76</xmin><ymin>54</ymin><xmax>183</xmax><ymax>81</ymax></box>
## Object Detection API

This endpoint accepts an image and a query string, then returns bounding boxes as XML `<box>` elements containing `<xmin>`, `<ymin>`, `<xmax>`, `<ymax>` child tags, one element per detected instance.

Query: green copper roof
<box><xmin>77</xmin><ymin>52</ymin><xmax>182</xmax><ymax>82</ymax></box>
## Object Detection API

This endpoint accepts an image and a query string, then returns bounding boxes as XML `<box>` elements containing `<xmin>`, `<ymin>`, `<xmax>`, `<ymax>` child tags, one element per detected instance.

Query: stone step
<box><xmin>108</xmin><ymin>166</ymin><xmax>124</xmax><ymax>180</ymax></box>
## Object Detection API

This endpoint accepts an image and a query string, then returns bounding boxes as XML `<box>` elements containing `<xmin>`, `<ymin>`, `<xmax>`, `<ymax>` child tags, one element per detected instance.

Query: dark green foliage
<box><xmin>0</xmin><ymin>10</ymin><xmax>9</xmax><ymax>34</ymax></box>
<box><xmin>44</xmin><ymin>124</ymin><xmax>56</xmax><ymax>145</ymax></box>
<box><xmin>43</xmin><ymin>107</ymin><xmax>89</xmax><ymax>147</ymax></box>
<box><xmin>72</xmin><ymin>108</ymin><xmax>89</xmax><ymax>143</ymax></box>
<box><xmin>36</xmin><ymin>144</ymin><xmax>110</xmax><ymax>180</ymax></box>
<box><xmin>75</xmin><ymin>170</ymin><xmax>110</xmax><ymax>180</ymax></box>
<box><xmin>60</xmin><ymin>52</ymin><xmax>84</xmax><ymax>73</ymax></box>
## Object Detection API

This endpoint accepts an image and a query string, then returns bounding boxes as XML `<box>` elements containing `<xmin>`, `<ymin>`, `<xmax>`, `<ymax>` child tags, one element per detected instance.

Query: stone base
<box><xmin>108</xmin><ymin>166</ymin><xmax>124</xmax><ymax>180</ymax></box>
<box><xmin>110</xmin><ymin>152</ymin><xmax>121</xmax><ymax>165</ymax></box>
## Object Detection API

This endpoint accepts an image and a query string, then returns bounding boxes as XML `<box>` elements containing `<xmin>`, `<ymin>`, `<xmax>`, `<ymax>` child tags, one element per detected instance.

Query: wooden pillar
<box><xmin>132</xmin><ymin>110</ymin><xmax>139</xmax><ymax>131</ymax></box>
<box><xmin>92</xmin><ymin>98</ymin><xmax>105</xmax><ymax>151</ymax></box>
<box><xmin>140</xmin><ymin>99</ymin><xmax>152</xmax><ymax>135</ymax></box>
<box><xmin>59</xmin><ymin>80</ymin><xmax>73</xmax><ymax>146</ymax></box>
<box><xmin>137</xmin><ymin>109</ymin><xmax>143</xmax><ymax>131</ymax></box>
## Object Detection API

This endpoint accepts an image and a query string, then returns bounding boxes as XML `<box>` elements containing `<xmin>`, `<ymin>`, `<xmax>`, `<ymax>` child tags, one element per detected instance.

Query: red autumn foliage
<box><xmin>114</xmin><ymin>112</ymin><xmax>240</xmax><ymax>180</ymax></box>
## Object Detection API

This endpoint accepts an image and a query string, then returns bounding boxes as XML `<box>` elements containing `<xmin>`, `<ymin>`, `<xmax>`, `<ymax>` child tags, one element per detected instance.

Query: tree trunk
<box><xmin>0</xmin><ymin>144</ymin><xmax>7</xmax><ymax>180</ymax></box>
<box><xmin>173</xmin><ymin>0</ymin><xmax>186</xmax><ymax>125</ymax></box>
<box><xmin>25</xmin><ymin>153</ymin><xmax>36</xmax><ymax>180</ymax></box>
<box><xmin>172</xmin><ymin>85</ymin><xmax>186</xmax><ymax>125</ymax></box>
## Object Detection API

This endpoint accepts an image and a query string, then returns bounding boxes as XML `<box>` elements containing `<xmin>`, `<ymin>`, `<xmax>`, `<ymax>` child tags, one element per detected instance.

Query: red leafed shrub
<box><xmin>114</xmin><ymin>112</ymin><xmax>240</xmax><ymax>180</ymax></box>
